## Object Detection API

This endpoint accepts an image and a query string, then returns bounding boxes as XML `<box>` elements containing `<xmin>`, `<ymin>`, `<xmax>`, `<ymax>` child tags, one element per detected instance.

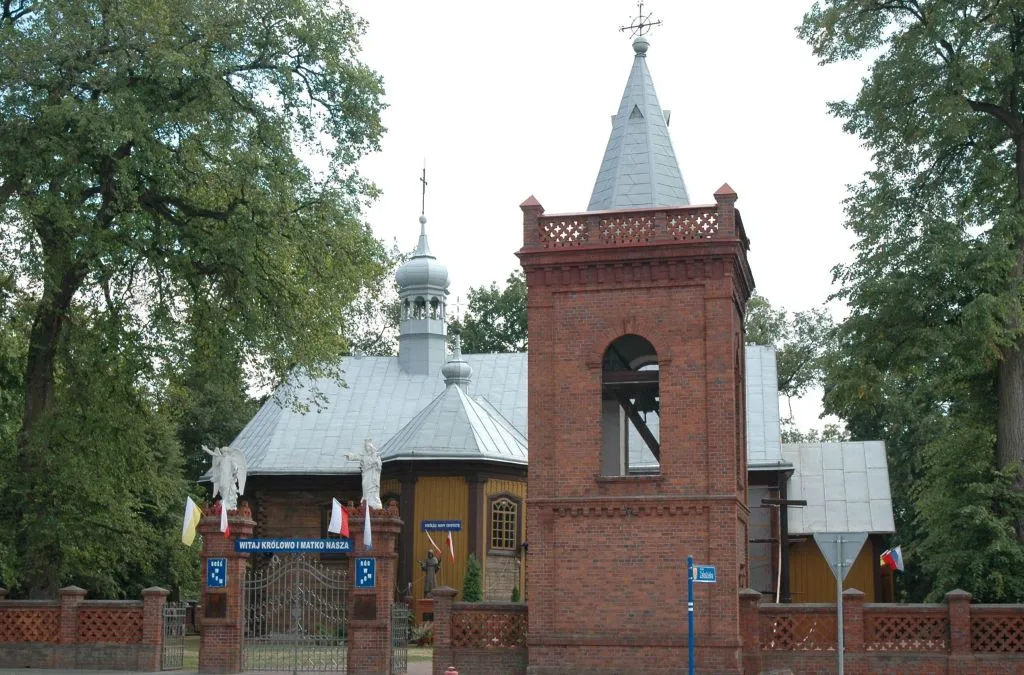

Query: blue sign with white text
<box><xmin>421</xmin><ymin>520</ymin><xmax>462</xmax><ymax>531</ymax></box>
<box><xmin>207</xmin><ymin>558</ymin><xmax>227</xmax><ymax>588</ymax></box>
<box><xmin>694</xmin><ymin>565</ymin><xmax>717</xmax><ymax>583</ymax></box>
<box><xmin>234</xmin><ymin>538</ymin><xmax>353</xmax><ymax>553</ymax></box>
<box><xmin>356</xmin><ymin>558</ymin><xmax>376</xmax><ymax>588</ymax></box>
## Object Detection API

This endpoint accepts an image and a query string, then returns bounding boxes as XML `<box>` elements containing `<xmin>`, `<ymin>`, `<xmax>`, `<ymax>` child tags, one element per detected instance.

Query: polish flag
<box><xmin>363</xmin><ymin>504</ymin><xmax>373</xmax><ymax>550</ymax></box>
<box><xmin>327</xmin><ymin>498</ymin><xmax>349</xmax><ymax>537</ymax></box>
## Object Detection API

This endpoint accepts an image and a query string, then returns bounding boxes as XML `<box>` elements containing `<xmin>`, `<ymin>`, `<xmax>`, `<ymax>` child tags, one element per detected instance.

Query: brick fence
<box><xmin>743</xmin><ymin>587</ymin><xmax>1024</xmax><ymax>674</ymax></box>
<box><xmin>431</xmin><ymin>587</ymin><xmax>527</xmax><ymax>675</ymax></box>
<box><xmin>0</xmin><ymin>585</ymin><xmax>168</xmax><ymax>670</ymax></box>
<box><xmin>429</xmin><ymin>586</ymin><xmax>1024</xmax><ymax>674</ymax></box>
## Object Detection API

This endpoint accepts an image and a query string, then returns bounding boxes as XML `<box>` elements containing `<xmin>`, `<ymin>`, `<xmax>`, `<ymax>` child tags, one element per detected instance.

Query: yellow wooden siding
<box><xmin>380</xmin><ymin>479</ymin><xmax>401</xmax><ymax>504</ymax></box>
<box><xmin>485</xmin><ymin>478</ymin><xmax>528</xmax><ymax>599</ymax></box>
<box><xmin>788</xmin><ymin>539</ymin><xmax>876</xmax><ymax>602</ymax></box>
<box><xmin>413</xmin><ymin>476</ymin><xmax>468</xmax><ymax>599</ymax></box>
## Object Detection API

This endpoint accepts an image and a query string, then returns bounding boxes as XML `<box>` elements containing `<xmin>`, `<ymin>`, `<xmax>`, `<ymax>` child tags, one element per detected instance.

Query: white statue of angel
<box><xmin>346</xmin><ymin>438</ymin><xmax>382</xmax><ymax>510</ymax></box>
<box><xmin>205</xmin><ymin>445</ymin><xmax>247</xmax><ymax>511</ymax></box>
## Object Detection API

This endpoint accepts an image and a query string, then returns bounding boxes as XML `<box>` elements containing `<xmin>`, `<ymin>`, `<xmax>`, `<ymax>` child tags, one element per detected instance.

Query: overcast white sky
<box><xmin>343</xmin><ymin>0</ymin><xmax>874</xmax><ymax>430</ymax></box>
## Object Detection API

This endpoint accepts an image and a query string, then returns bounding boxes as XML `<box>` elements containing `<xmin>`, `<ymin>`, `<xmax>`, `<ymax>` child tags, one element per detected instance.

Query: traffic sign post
<box><xmin>812</xmin><ymin>532</ymin><xmax>868</xmax><ymax>675</ymax></box>
<box><xmin>687</xmin><ymin>555</ymin><xmax>695</xmax><ymax>675</ymax></box>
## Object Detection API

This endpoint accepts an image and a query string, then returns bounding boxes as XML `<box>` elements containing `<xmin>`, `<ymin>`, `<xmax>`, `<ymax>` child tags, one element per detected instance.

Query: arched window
<box><xmin>402</xmin><ymin>299</ymin><xmax>411</xmax><ymax>319</ymax></box>
<box><xmin>601</xmin><ymin>334</ymin><xmax>660</xmax><ymax>476</ymax></box>
<box><xmin>429</xmin><ymin>297</ymin><xmax>441</xmax><ymax>320</ymax></box>
<box><xmin>489</xmin><ymin>496</ymin><xmax>520</xmax><ymax>552</ymax></box>
<box><xmin>414</xmin><ymin>297</ymin><xmax>427</xmax><ymax>319</ymax></box>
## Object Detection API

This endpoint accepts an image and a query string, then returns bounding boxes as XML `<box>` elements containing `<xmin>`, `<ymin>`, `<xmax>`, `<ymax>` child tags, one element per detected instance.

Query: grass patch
<box><xmin>176</xmin><ymin>634</ymin><xmax>431</xmax><ymax>668</ymax></box>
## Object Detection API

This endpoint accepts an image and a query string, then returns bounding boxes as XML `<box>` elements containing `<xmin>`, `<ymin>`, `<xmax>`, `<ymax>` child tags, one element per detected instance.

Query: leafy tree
<box><xmin>0</xmin><ymin>0</ymin><xmax>387</xmax><ymax>595</ymax></box>
<box><xmin>745</xmin><ymin>292</ymin><xmax>837</xmax><ymax>434</ymax></box>
<box><xmin>462</xmin><ymin>553</ymin><xmax>482</xmax><ymax>602</ymax></box>
<box><xmin>454</xmin><ymin>271</ymin><xmax>527</xmax><ymax>354</ymax></box>
<box><xmin>341</xmin><ymin>242</ymin><xmax>409</xmax><ymax>357</ymax></box>
<box><xmin>801</xmin><ymin>1</ymin><xmax>1024</xmax><ymax>598</ymax></box>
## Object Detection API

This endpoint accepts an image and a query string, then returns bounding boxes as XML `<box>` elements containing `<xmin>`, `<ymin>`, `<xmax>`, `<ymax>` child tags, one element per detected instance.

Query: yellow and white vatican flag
<box><xmin>181</xmin><ymin>496</ymin><xmax>202</xmax><ymax>546</ymax></box>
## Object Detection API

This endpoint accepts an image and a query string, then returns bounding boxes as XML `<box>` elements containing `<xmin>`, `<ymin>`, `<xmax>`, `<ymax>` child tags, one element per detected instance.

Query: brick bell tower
<box><xmin>518</xmin><ymin>34</ymin><xmax>754</xmax><ymax>675</ymax></box>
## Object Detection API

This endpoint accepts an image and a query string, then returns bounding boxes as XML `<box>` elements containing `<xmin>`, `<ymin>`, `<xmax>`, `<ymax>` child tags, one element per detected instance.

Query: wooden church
<box><xmin>224</xmin><ymin>31</ymin><xmax>897</xmax><ymax>620</ymax></box>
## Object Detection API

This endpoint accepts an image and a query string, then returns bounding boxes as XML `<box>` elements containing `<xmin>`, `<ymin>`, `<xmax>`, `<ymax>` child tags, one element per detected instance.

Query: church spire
<box><xmin>587</xmin><ymin>35</ymin><xmax>690</xmax><ymax>211</ymax></box>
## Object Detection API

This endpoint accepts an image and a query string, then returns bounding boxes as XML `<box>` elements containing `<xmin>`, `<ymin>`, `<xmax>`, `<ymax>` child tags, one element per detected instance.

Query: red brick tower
<box><xmin>518</xmin><ymin>35</ymin><xmax>754</xmax><ymax>675</ymax></box>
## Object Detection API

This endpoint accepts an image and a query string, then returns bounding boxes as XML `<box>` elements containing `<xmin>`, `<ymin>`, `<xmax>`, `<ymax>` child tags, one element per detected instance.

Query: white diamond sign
<box><xmin>813</xmin><ymin>532</ymin><xmax>869</xmax><ymax>582</ymax></box>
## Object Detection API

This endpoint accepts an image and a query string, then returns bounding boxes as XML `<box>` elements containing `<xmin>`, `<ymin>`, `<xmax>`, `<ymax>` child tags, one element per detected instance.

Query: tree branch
<box><xmin>965</xmin><ymin>97</ymin><xmax>1024</xmax><ymax>135</ymax></box>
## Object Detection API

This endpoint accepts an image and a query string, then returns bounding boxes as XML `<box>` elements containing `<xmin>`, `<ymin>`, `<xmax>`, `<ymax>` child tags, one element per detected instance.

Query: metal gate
<box><xmin>161</xmin><ymin>601</ymin><xmax>186</xmax><ymax>670</ymax></box>
<box><xmin>390</xmin><ymin>603</ymin><xmax>409</xmax><ymax>674</ymax></box>
<box><xmin>243</xmin><ymin>555</ymin><xmax>349</xmax><ymax>672</ymax></box>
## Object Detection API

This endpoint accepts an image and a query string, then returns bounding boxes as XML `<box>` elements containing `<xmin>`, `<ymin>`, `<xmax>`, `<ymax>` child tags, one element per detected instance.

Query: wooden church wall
<box><xmin>413</xmin><ymin>476</ymin><xmax>469</xmax><ymax>599</ymax></box>
<box><xmin>787</xmin><ymin>538</ymin><xmax>878</xmax><ymax>602</ymax></box>
<box><xmin>484</xmin><ymin>478</ymin><xmax>528</xmax><ymax>602</ymax></box>
<box><xmin>381</xmin><ymin>478</ymin><xmax>401</xmax><ymax>502</ymax></box>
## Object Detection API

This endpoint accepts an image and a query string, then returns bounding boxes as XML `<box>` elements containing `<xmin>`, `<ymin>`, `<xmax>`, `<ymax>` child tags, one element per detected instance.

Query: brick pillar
<box><xmin>520</xmin><ymin>196</ymin><xmax>544</xmax><ymax>248</ymax></box>
<box><xmin>430</xmin><ymin>586</ymin><xmax>457</xmax><ymax>675</ymax></box>
<box><xmin>347</xmin><ymin>500</ymin><xmax>403</xmax><ymax>675</ymax></box>
<box><xmin>738</xmin><ymin>589</ymin><xmax>762</xmax><ymax>675</ymax></box>
<box><xmin>842</xmin><ymin>588</ymin><xmax>866</xmax><ymax>675</ymax></box>
<box><xmin>57</xmin><ymin>585</ymin><xmax>86</xmax><ymax>668</ymax></box>
<box><xmin>946</xmin><ymin>589</ymin><xmax>973</xmax><ymax>675</ymax></box>
<box><xmin>140</xmin><ymin>586</ymin><xmax>169</xmax><ymax>671</ymax></box>
<box><xmin>714</xmin><ymin>183</ymin><xmax>738</xmax><ymax>238</ymax></box>
<box><xmin>198</xmin><ymin>502</ymin><xmax>255</xmax><ymax>674</ymax></box>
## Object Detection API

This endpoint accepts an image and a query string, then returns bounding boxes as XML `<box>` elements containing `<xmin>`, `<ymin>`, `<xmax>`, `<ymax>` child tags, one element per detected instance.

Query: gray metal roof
<box><xmin>745</xmin><ymin>346</ymin><xmax>787</xmax><ymax>470</ymax></box>
<box><xmin>587</xmin><ymin>36</ymin><xmax>690</xmax><ymax>212</ymax></box>
<box><xmin>782</xmin><ymin>441</ymin><xmax>896</xmax><ymax>535</ymax></box>
<box><xmin>233</xmin><ymin>354</ymin><xmax>527</xmax><ymax>475</ymax></box>
<box><xmin>380</xmin><ymin>384</ymin><xmax>527</xmax><ymax>464</ymax></box>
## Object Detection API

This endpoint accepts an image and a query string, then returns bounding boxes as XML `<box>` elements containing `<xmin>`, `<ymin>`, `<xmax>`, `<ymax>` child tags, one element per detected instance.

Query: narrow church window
<box><xmin>489</xmin><ymin>497</ymin><xmax>519</xmax><ymax>552</ymax></box>
<box><xmin>430</xmin><ymin>297</ymin><xmax>441</xmax><ymax>319</ymax></box>
<box><xmin>601</xmin><ymin>334</ymin><xmax>660</xmax><ymax>476</ymax></box>
<box><xmin>403</xmin><ymin>299</ymin><xmax>411</xmax><ymax>319</ymax></box>
<box><xmin>414</xmin><ymin>297</ymin><xmax>427</xmax><ymax>319</ymax></box>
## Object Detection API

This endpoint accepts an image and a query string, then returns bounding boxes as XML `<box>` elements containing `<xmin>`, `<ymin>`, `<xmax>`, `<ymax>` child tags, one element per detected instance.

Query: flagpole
<box><xmin>836</xmin><ymin>536</ymin><xmax>845</xmax><ymax>675</ymax></box>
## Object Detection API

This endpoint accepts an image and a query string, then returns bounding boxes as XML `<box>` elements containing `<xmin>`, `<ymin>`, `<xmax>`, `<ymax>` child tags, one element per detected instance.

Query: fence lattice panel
<box><xmin>451</xmin><ymin>610</ymin><xmax>527</xmax><ymax>648</ymax></box>
<box><xmin>972</xmin><ymin>614</ymin><xmax>1024</xmax><ymax>653</ymax></box>
<box><xmin>77</xmin><ymin>607</ymin><xmax>143</xmax><ymax>644</ymax></box>
<box><xmin>865</xmin><ymin>612</ymin><xmax>948</xmax><ymax>651</ymax></box>
<box><xmin>760</xmin><ymin>611</ymin><xmax>837</xmax><ymax>651</ymax></box>
<box><xmin>0</xmin><ymin>607</ymin><xmax>59</xmax><ymax>643</ymax></box>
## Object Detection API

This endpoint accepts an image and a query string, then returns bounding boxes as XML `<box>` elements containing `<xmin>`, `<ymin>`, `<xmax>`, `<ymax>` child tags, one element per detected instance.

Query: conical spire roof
<box><xmin>587</xmin><ymin>36</ymin><xmax>690</xmax><ymax>211</ymax></box>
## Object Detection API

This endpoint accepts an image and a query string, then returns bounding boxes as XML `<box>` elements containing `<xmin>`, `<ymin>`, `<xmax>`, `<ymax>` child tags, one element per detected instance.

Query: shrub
<box><xmin>462</xmin><ymin>553</ymin><xmax>482</xmax><ymax>602</ymax></box>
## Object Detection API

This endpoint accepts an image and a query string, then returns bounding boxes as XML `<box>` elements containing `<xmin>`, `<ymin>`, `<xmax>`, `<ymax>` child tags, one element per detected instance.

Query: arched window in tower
<box><xmin>414</xmin><ymin>297</ymin><xmax>427</xmax><ymax>320</ymax></box>
<box><xmin>403</xmin><ymin>299</ymin><xmax>411</xmax><ymax>320</ymax></box>
<box><xmin>601</xmin><ymin>334</ymin><xmax>660</xmax><ymax>476</ymax></box>
<box><xmin>429</xmin><ymin>297</ymin><xmax>441</xmax><ymax>320</ymax></box>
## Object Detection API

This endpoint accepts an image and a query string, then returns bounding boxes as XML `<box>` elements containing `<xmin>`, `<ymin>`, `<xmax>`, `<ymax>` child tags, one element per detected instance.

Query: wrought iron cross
<box><xmin>419</xmin><ymin>162</ymin><xmax>428</xmax><ymax>215</ymax></box>
<box><xmin>619</xmin><ymin>1</ymin><xmax>662</xmax><ymax>38</ymax></box>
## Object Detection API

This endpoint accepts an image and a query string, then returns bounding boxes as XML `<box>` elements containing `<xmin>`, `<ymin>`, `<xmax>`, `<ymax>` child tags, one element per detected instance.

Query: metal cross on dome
<box><xmin>620</xmin><ymin>1</ymin><xmax>662</xmax><ymax>38</ymax></box>
<box><xmin>420</xmin><ymin>160</ymin><xmax>428</xmax><ymax>216</ymax></box>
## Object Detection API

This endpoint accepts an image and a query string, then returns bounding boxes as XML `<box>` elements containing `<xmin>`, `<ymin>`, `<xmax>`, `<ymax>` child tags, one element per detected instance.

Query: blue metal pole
<box><xmin>688</xmin><ymin>555</ymin><xmax>695</xmax><ymax>675</ymax></box>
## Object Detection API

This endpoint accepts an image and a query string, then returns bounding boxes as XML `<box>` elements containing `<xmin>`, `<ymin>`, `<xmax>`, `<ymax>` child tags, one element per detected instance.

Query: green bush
<box><xmin>511</xmin><ymin>585</ymin><xmax>521</xmax><ymax>602</ymax></box>
<box><xmin>462</xmin><ymin>554</ymin><xmax>482</xmax><ymax>602</ymax></box>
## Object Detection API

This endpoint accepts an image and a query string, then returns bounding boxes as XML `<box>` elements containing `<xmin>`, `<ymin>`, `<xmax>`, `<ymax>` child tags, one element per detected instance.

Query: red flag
<box><xmin>446</xmin><ymin>530</ymin><xmax>455</xmax><ymax>563</ymax></box>
<box><xmin>328</xmin><ymin>498</ymin><xmax>349</xmax><ymax>537</ymax></box>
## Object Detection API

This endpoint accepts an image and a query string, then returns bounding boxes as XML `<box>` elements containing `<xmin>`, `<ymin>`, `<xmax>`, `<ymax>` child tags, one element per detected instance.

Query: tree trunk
<box><xmin>1007</xmin><ymin>136</ymin><xmax>1024</xmax><ymax>541</ymax></box>
<box><xmin>17</xmin><ymin>263</ymin><xmax>84</xmax><ymax>597</ymax></box>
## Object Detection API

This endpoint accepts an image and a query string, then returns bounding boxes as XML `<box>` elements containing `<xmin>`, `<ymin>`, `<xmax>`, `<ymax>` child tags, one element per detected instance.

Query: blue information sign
<box><xmin>234</xmin><ymin>538</ymin><xmax>353</xmax><ymax>554</ymax></box>
<box><xmin>694</xmin><ymin>565</ymin><xmax>717</xmax><ymax>583</ymax></box>
<box><xmin>356</xmin><ymin>558</ymin><xmax>376</xmax><ymax>588</ymax></box>
<box><xmin>421</xmin><ymin>520</ymin><xmax>462</xmax><ymax>531</ymax></box>
<box><xmin>207</xmin><ymin>558</ymin><xmax>227</xmax><ymax>588</ymax></box>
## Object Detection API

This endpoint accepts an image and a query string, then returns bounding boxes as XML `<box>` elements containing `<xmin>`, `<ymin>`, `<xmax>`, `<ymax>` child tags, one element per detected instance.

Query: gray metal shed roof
<box><xmin>782</xmin><ymin>441</ymin><xmax>896</xmax><ymax>535</ymax></box>
<box><xmin>745</xmin><ymin>346</ymin><xmax>787</xmax><ymax>470</ymax></box>
<box><xmin>587</xmin><ymin>36</ymin><xmax>690</xmax><ymax>211</ymax></box>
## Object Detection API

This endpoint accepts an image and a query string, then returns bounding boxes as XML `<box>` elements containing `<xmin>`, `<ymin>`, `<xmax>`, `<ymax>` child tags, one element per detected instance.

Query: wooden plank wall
<box><xmin>788</xmin><ymin>539</ymin><xmax>877</xmax><ymax>602</ymax></box>
<box><xmin>485</xmin><ymin>478</ymin><xmax>528</xmax><ymax>600</ymax></box>
<box><xmin>413</xmin><ymin>476</ymin><xmax>468</xmax><ymax>599</ymax></box>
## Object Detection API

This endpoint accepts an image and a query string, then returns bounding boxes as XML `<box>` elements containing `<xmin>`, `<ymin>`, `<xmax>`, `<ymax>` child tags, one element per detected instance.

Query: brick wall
<box><xmin>0</xmin><ymin>585</ymin><xmax>168</xmax><ymax>670</ymax></box>
<box><xmin>745</xmin><ymin>588</ymin><xmax>1024</xmax><ymax>674</ymax></box>
<box><xmin>431</xmin><ymin>588</ymin><xmax>527</xmax><ymax>675</ymax></box>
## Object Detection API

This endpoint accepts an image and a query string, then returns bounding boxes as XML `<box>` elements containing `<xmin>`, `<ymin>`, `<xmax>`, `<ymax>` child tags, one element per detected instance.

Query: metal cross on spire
<box><xmin>619</xmin><ymin>1</ymin><xmax>662</xmax><ymax>38</ymax></box>
<box><xmin>419</xmin><ymin>160</ymin><xmax>428</xmax><ymax>216</ymax></box>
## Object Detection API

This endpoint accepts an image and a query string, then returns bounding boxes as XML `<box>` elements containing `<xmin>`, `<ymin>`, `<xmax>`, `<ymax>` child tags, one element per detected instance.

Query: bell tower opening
<box><xmin>601</xmin><ymin>334</ymin><xmax>660</xmax><ymax>476</ymax></box>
